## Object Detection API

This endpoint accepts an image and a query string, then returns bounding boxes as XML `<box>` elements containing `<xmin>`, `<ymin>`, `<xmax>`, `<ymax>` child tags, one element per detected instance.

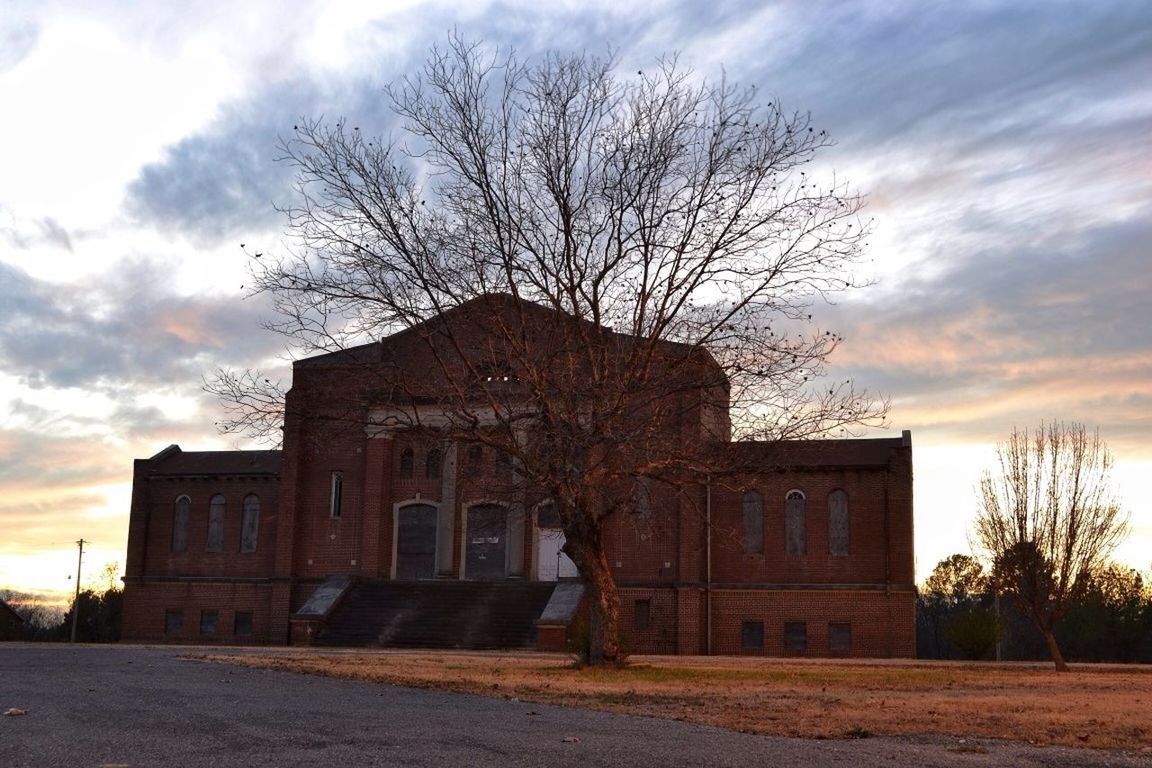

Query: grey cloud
<box><xmin>749</xmin><ymin>1</ymin><xmax>1152</xmax><ymax>151</ymax></box>
<box><xmin>0</xmin><ymin>429</ymin><xmax>124</xmax><ymax>490</ymax></box>
<box><xmin>125</xmin><ymin>75</ymin><xmax>410</xmax><ymax>248</ymax></box>
<box><xmin>2</xmin><ymin>214</ymin><xmax>74</xmax><ymax>252</ymax></box>
<box><xmin>0</xmin><ymin>258</ymin><xmax>282</xmax><ymax>393</ymax></box>
<box><xmin>0</xmin><ymin>18</ymin><xmax>38</xmax><ymax>73</ymax></box>
<box><xmin>821</xmin><ymin>206</ymin><xmax>1152</xmax><ymax>443</ymax></box>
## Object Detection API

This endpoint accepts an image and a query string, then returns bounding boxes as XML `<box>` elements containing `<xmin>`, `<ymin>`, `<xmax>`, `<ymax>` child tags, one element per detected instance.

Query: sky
<box><xmin>1</xmin><ymin>0</ymin><xmax>1150</xmax><ymax>600</ymax></box>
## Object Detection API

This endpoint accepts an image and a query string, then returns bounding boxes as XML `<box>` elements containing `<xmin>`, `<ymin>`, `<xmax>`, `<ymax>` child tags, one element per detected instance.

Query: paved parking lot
<box><xmin>2</xmin><ymin>645</ymin><xmax>1147</xmax><ymax>767</ymax></box>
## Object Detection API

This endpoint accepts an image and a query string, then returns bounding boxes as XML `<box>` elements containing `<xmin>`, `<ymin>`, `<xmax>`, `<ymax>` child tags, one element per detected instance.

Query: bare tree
<box><xmin>229</xmin><ymin>37</ymin><xmax>885</xmax><ymax>663</ymax></box>
<box><xmin>973</xmin><ymin>422</ymin><xmax>1128</xmax><ymax>671</ymax></box>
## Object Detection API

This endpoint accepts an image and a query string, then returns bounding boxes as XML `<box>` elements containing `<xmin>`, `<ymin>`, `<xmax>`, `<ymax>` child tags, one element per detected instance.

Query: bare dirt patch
<box><xmin>202</xmin><ymin>651</ymin><xmax>1152</xmax><ymax>752</ymax></box>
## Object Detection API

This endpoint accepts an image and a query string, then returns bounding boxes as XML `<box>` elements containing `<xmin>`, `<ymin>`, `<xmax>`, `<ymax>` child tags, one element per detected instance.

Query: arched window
<box><xmin>742</xmin><ymin>491</ymin><xmax>764</xmax><ymax>554</ymax></box>
<box><xmin>425</xmin><ymin>448</ymin><xmax>442</xmax><ymax>480</ymax></box>
<box><xmin>399</xmin><ymin>447</ymin><xmax>414</xmax><ymax>479</ymax></box>
<box><xmin>241</xmin><ymin>494</ymin><xmax>260</xmax><ymax>553</ymax></box>
<box><xmin>828</xmin><ymin>489</ymin><xmax>849</xmax><ymax>556</ymax></box>
<box><xmin>206</xmin><ymin>494</ymin><xmax>226</xmax><ymax>553</ymax></box>
<box><xmin>785</xmin><ymin>490</ymin><xmax>806</xmax><ymax>555</ymax></box>
<box><xmin>171</xmin><ymin>496</ymin><xmax>190</xmax><ymax>553</ymax></box>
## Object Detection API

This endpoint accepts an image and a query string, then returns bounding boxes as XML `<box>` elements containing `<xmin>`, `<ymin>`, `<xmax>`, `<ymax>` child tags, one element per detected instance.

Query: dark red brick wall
<box><xmin>121</xmin><ymin>581</ymin><xmax>278</xmax><ymax>644</ymax></box>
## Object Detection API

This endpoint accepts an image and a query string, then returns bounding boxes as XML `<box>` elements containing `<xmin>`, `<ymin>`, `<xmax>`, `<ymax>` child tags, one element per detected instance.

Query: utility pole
<box><xmin>70</xmin><ymin>538</ymin><xmax>86</xmax><ymax>643</ymax></box>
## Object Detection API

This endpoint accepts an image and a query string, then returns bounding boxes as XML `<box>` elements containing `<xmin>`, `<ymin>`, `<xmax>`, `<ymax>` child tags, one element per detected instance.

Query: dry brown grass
<box><xmin>202</xmin><ymin>651</ymin><xmax>1152</xmax><ymax>751</ymax></box>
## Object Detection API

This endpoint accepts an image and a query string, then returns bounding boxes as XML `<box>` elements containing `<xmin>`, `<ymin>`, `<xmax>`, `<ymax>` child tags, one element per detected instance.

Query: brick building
<box><xmin>122</xmin><ymin>297</ymin><xmax>914</xmax><ymax>656</ymax></box>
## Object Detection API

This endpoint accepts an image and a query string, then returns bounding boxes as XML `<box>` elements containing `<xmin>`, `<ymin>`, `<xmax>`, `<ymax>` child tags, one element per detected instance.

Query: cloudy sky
<box><xmin>2</xmin><ymin>0</ymin><xmax>1150</xmax><ymax>598</ymax></box>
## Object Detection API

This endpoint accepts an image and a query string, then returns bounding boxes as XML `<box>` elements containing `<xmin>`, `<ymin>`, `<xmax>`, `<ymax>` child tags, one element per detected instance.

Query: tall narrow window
<box><xmin>171</xmin><ymin>496</ymin><xmax>190</xmax><ymax>553</ymax></box>
<box><xmin>495</xmin><ymin>450</ymin><xmax>512</xmax><ymax>479</ymax></box>
<box><xmin>399</xmin><ymin>447</ymin><xmax>414</xmax><ymax>479</ymax></box>
<box><xmin>785</xmin><ymin>490</ymin><xmax>806</xmax><ymax>555</ymax></box>
<box><xmin>330</xmin><ymin>471</ymin><xmax>344</xmax><ymax>519</ymax></box>
<box><xmin>240</xmin><ymin>494</ymin><xmax>260</xmax><ymax>553</ymax></box>
<box><xmin>632</xmin><ymin>479</ymin><xmax>651</xmax><ymax>519</ymax></box>
<box><xmin>466</xmin><ymin>445</ymin><xmax>483</xmax><ymax>478</ymax></box>
<box><xmin>828</xmin><ymin>489</ymin><xmax>849</xmax><ymax>556</ymax></box>
<box><xmin>206</xmin><ymin>494</ymin><xmax>225</xmax><ymax>553</ymax></box>
<box><xmin>742</xmin><ymin>491</ymin><xmax>764</xmax><ymax>554</ymax></box>
<box><xmin>425</xmin><ymin>448</ymin><xmax>442</xmax><ymax>480</ymax></box>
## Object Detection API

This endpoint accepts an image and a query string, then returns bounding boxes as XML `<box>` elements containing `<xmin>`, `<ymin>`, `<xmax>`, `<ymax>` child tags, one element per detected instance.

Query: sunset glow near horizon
<box><xmin>2</xmin><ymin>1</ymin><xmax>1150</xmax><ymax>600</ymax></box>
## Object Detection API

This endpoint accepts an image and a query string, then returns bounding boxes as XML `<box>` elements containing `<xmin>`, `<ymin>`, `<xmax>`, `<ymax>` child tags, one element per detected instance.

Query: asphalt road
<box><xmin>2</xmin><ymin>645</ymin><xmax>1148</xmax><ymax>767</ymax></box>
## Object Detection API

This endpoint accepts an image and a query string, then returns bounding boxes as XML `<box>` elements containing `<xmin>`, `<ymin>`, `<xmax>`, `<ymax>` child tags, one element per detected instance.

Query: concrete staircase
<box><xmin>312</xmin><ymin>580</ymin><xmax>558</xmax><ymax>649</ymax></box>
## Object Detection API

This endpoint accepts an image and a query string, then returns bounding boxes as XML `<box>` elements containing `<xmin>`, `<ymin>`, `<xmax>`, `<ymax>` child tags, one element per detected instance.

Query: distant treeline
<box><xmin>918</xmin><ymin>556</ymin><xmax>1152</xmax><ymax>663</ymax></box>
<box><xmin>1</xmin><ymin>586</ymin><xmax>122</xmax><ymax>643</ymax></box>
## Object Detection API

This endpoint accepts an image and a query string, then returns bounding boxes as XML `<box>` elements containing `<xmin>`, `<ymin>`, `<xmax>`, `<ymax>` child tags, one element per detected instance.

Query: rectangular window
<box><xmin>634</xmin><ymin>599</ymin><xmax>651</xmax><ymax>632</ymax></box>
<box><xmin>199</xmin><ymin>609</ymin><xmax>218</xmax><ymax>637</ymax></box>
<box><xmin>741</xmin><ymin>620</ymin><xmax>764</xmax><ymax>651</ymax></box>
<box><xmin>234</xmin><ymin>611</ymin><xmax>254</xmax><ymax>637</ymax></box>
<box><xmin>829</xmin><ymin>622</ymin><xmax>852</xmax><ymax>654</ymax></box>
<box><xmin>329</xmin><ymin>471</ymin><xmax>344</xmax><ymax>519</ymax></box>
<box><xmin>164</xmin><ymin>609</ymin><xmax>184</xmax><ymax>638</ymax></box>
<box><xmin>784</xmin><ymin>622</ymin><xmax>807</xmax><ymax>653</ymax></box>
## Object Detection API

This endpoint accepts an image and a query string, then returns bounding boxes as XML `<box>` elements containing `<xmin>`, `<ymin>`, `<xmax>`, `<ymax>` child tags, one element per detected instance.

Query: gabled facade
<box><xmin>122</xmin><ymin>298</ymin><xmax>914</xmax><ymax>655</ymax></box>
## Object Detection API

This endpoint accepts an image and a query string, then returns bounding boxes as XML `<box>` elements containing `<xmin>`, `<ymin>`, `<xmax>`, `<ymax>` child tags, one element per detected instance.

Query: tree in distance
<box><xmin>973</xmin><ymin>422</ymin><xmax>1128</xmax><ymax>671</ymax></box>
<box><xmin>216</xmin><ymin>36</ymin><xmax>885</xmax><ymax>664</ymax></box>
<box><xmin>921</xmin><ymin>554</ymin><xmax>999</xmax><ymax>660</ymax></box>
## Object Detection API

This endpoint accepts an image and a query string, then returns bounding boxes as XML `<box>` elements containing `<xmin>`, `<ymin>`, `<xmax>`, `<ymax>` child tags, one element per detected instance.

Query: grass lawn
<box><xmin>204</xmin><ymin>651</ymin><xmax>1152</xmax><ymax>751</ymax></box>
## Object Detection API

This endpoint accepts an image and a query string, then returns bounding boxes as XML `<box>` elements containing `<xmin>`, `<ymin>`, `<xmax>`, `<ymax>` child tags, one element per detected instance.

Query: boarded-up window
<box><xmin>234</xmin><ymin>611</ymin><xmax>253</xmax><ymax>637</ymax></box>
<box><xmin>741</xmin><ymin>620</ymin><xmax>764</xmax><ymax>650</ymax></box>
<box><xmin>742</xmin><ymin>491</ymin><xmax>763</xmax><ymax>554</ymax></box>
<box><xmin>425</xmin><ymin>448</ymin><xmax>442</xmax><ymax>480</ymax></box>
<box><xmin>164</xmin><ymin>609</ymin><xmax>183</xmax><ymax>637</ymax></box>
<box><xmin>634</xmin><ymin>599</ymin><xmax>651</xmax><ymax>631</ymax></box>
<box><xmin>785</xmin><ymin>490</ymin><xmax>806</xmax><ymax>555</ymax></box>
<box><xmin>784</xmin><ymin>621</ymin><xmax>807</xmax><ymax>653</ymax></box>
<box><xmin>200</xmin><ymin>609</ymin><xmax>218</xmax><ymax>636</ymax></box>
<box><xmin>829</xmin><ymin>622</ymin><xmax>852</xmax><ymax>653</ymax></box>
<box><xmin>206</xmin><ymin>494</ymin><xmax>225</xmax><ymax>553</ymax></box>
<box><xmin>330</xmin><ymin>472</ymin><xmax>343</xmax><ymax>519</ymax></box>
<box><xmin>828</xmin><ymin>489</ymin><xmax>849</xmax><ymax>556</ymax></box>
<box><xmin>240</xmin><ymin>494</ymin><xmax>259</xmax><ymax>553</ymax></box>
<box><xmin>171</xmin><ymin>496</ymin><xmax>190</xmax><ymax>553</ymax></box>
<box><xmin>399</xmin><ymin>447</ymin><xmax>414</xmax><ymax>478</ymax></box>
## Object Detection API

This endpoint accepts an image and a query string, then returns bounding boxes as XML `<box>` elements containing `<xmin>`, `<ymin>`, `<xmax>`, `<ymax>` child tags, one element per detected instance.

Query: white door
<box><xmin>536</xmin><ymin>528</ymin><xmax>578</xmax><ymax>581</ymax></box>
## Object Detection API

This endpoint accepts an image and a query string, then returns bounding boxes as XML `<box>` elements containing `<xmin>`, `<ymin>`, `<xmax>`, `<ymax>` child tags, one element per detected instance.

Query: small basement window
<box><xmin>784</xmin><ymin>622</ymin><xmax>807</xmax><ymax>653</ymax></box>
<box><xmin>234</xmin><ymin>611</ymin><xmax>254</xmax><ymax>637</ymax></box>
<box><xmin>200</xmin><ymin>609</ymin><xmax>218</xmax><ymax>637</ymax></box>
<box><xmin>164</xmin><ymin>609</ymin><xmax>184</xmax><ymax>638</ymax></box>
<box><xmin>741</xmin><ymin>620</ymin><xmax>764</xmax><ymax>651</ymax></box>
<box><xmin>634</xmin><ymin>599</ymin><xmax>651</xmax><ymax>632</ymax></box>
<box><xmin>829</xmin><ymin>622</ymin><xmax>852</xmax><ymax>654</ymax></box>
